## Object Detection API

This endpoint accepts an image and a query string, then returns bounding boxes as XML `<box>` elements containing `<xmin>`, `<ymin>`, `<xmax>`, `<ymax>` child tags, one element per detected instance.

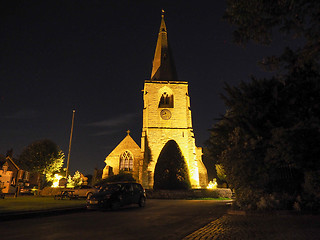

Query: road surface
<box><xmin>1</xmin><ymin>199</ymin><xmax>230</xmax><ymax>240</ymax></box>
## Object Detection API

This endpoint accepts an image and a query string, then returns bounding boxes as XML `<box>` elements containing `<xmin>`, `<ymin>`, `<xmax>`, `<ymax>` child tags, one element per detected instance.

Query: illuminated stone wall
<box><xmin>103</xmin><ymin>134</ymin><xmax>143</xmax><ymax>181</ymax></box>
<box><xmin>102</xmin><ymin>81</ymin><xmax>208</xmax><ymax>189</ymax></box>
<box><xmin>102</xmin><ymin>13</ymin><xmax>207</xmax><ymax>189</ymax></box>
<box><xmin>141</xmin><ymin>80</ymin><xmax>208</xmax><ymax>189</ymax></box>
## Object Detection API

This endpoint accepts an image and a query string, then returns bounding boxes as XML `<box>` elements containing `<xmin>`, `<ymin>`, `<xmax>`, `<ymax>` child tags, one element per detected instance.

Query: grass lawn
<box><xmin>0</xmin><ymin>196</ymin><xmax>86</xmax><ymax>214</ymax></box>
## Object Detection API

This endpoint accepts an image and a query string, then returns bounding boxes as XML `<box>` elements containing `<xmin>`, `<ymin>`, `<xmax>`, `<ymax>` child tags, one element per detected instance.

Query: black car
<box><xmin>86</xmin><ymin>182</ymin><xmax>146</xmax><ymax>210</ymax></box>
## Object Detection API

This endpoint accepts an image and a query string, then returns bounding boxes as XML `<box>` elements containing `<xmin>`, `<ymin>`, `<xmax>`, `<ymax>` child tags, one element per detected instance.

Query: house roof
<box><xmin>0</xmin><ymin>154</ymin><xmax>20</xmax><ymax>171</ymax></box>
<box><xmin>0</xmin><ymin>154</ymin><xmax>6</xmax><ymax>168</ymax></box>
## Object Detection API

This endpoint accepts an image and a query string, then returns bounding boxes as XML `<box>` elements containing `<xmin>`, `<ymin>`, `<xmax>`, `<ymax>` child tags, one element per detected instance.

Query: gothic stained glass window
<box><xmin>119</xmin><ymin>150</ymin><xmax>134</xmax><ymax>171</ymax></box>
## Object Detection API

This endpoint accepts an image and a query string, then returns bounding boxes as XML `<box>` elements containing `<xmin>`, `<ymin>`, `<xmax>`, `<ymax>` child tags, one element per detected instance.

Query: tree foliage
<box><xmin>208</xmin><ymin>1</ymin><xmax>320</xmax><ymax>210</ymax></box>
<box><xmin>154</xmin><ymin>140</ymin><xmax>191</xmax><ymax>190</ymax></box>
<box><xmin>215</xmin><ymin>164</ymin><xmax>227</xmax><ymax>184</ymax></box>
<box><xmin>209</xmin><ymin>69</ymin><xmax>320</xmax><ymax>210</ymax></box>
<box><xmin>18</xmin><ymin>139</ymin><xmax>65</xmax><ymax>183</ymax></box>
<box><xmin>224</xmin><ymin>0</ymin><xmax>320</xmax><ymax>72</ymax></box>
<box><xmin>72</xmin><ymin>171</ymin><xmax>84</xmax><ymax>187</ymax></box>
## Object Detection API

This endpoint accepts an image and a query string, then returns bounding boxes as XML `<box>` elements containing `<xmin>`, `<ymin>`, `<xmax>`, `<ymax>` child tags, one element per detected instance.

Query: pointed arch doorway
<box><xmin>153</xmin><ymin>140</ymin><xmax>191</xmax><ymax>190</ymax></box>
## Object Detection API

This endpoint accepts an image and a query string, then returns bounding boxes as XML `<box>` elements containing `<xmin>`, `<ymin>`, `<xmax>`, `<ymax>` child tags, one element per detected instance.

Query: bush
<box><xmin>301</xmin><ymin>171</ymin><xmax>320</xmax><ymax>211</ymax></box>
<box><xmin>154</xmin><ymin>140</ymin><xmax>191</xmax><ymax>190</ymax></box>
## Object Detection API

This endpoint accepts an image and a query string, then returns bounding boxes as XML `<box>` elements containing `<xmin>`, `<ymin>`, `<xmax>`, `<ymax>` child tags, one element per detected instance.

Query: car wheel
<box><xmin>111</xmin><ymin>201</ymin><xmax>120</xmax><ymax>211</ymax></box>
<box><xmin>86</xmin><ymin>192</ymin><xmax>93</xmax><ymax>199</ymax></box>
<box><xmin>139</xmin><ymin>197</ymin><xmax>146</xmax><ymax>207</ymax></box>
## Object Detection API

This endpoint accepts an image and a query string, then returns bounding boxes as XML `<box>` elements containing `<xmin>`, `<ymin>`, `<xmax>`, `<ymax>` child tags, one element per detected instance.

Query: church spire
<box><xmin>150</xmin><ymin>10</ymin><xmax>178</xmax><ymax>81</ymax></box>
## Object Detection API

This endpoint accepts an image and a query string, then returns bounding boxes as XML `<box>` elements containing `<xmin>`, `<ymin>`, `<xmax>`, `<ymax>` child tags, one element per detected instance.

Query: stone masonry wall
<box><xmin>142</xmin><ymin>80</ymin><xmax>207</xmax><ymax>188</ymax></box>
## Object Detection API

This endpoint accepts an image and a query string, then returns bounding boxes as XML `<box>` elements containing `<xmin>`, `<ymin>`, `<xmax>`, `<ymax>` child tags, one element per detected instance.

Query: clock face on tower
<box><xmin>160</xmin><ymin>109</ymin><xmax>172</xmax><ymax>120</ymax></box>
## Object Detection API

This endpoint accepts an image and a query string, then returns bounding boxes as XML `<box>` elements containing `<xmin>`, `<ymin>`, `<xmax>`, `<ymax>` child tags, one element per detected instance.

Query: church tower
<box><xmin>141</xmin><ymin>12</ymin><xmax>208</xmax><ymax>189</ymax></box>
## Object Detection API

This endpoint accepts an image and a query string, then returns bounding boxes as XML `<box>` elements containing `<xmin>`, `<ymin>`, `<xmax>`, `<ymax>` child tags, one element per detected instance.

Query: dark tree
<box><xmin>224</xmin><ymin>0</ymin><xmax>320</xmax><ymax>72</ymax></box>
<box><xmin>209</xmin><ymin>68</ymin><xmax>320</xmax><ymax>210</ymax></box>
<box><xmin>154</xmin><ymin>140</ymin><xmax>191</xmax><ymax>190</ymax></box>
<box><xmin>207</xmin><ymin>1</ymin><xmax>320</xmax><ymax>210</ymax></box>
<box><xmin>18</xmin><ymin>139</ymin><xmax>64</xmax><ymax>189</ymax></box>
<box><xmin>85</xmin><ymin>174</ymin><xmax>93</xmax><ymax>185</ymax></box>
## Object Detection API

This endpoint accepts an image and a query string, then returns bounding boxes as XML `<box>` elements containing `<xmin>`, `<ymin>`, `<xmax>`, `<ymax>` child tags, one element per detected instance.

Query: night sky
<box><xmin>1</xmin><ymin>1</ymin><xmax>280</xmax><ymax>176</ymax></box>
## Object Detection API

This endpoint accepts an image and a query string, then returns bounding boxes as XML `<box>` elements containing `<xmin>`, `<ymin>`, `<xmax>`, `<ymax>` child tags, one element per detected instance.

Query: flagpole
<box><xmin>66</xmin><ymin>109</ymin><xmax>75</xmax><ymax>178</ymax></box>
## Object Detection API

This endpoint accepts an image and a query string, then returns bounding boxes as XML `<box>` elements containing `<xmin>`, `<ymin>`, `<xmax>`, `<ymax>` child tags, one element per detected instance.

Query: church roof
<box><xmin>150</xmin><ymin>11</ymin><xmax>178</xmax><ymax>81</ymax></box>
<box><xmin>105</xmin><ymin>131</ymin><xmax>141</xmax><ymax>159</ymax></box>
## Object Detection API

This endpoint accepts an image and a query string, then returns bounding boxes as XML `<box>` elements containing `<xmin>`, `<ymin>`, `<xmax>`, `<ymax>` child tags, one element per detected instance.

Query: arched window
<box><xmin>159</xmin><ymin>92</ymin><xmax>174</xmax><ymax>108</ymax></box>
<box><xmin>119</xmin><ymin>151</ymin><xmax>134</xmax><ymax>171</ymax></box>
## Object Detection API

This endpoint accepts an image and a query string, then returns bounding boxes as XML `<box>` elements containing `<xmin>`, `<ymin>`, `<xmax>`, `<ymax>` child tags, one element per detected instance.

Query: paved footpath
<box><xmin>183</xmin><ymin>211</ymin><xmax>320</xmax><ymax>240</ymax></box>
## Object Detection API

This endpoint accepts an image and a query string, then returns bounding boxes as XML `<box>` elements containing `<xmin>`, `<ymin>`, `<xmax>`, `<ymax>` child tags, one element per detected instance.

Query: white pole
<box><xmin>66</xmin><ymin>110</ymin><xmax>75</xmax><ymax>178</ymax></box>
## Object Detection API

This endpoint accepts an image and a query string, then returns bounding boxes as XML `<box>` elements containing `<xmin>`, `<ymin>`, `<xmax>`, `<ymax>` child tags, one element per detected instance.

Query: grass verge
<box><xmin>192</xmin><ymin>197</ymin><xmax>232</xmax><ymax>200</ymax></box>
<box><xmin>0</xmin><ymin>196</ymin><xmax>86</xmax><ymax>214</ymax></box>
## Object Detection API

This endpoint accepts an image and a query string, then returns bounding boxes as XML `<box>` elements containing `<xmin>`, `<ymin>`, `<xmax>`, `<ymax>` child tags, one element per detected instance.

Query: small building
<box><xmin>103</xmin><ymin>131</ymin><xmax>143</xmax><ymax>182</ymax></box>
<box><xmin>0</xmin><ymin>154</ymin><xmax>20</xmax><ymax>193</ymax></box>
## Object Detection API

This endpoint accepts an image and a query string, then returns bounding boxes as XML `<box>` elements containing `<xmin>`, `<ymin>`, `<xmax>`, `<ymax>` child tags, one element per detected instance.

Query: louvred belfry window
<box><xmin>119</xmin><ymin>151</ymin><xmax>134</xmax><ymax>171</ymax></box>
<box><xmin>159</xmin><ymin>92</ymin><xmax>174</xmax><ymax>108</ymax></box>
